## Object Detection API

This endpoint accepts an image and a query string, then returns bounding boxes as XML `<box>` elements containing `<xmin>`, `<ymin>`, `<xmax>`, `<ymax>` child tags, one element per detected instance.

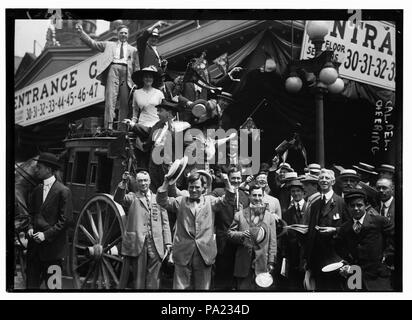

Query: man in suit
<box><xmin>280</xmin><ymin>179</ymin><xmax>307</xmax><ymax>290</ymax></box>
<box><xmin>301</xmin><ymin>174</ymin><xmax>320</xmax><ymax>225</ymax></box>
<box><xmin>337</xmin><ymin>189</ymin><xmax>394</xmax><ymax>291</ymax></box>
<box><xmin>376</xmin><ymin>177</ymin><xmax>395</xmax><ymax>226</ymax></box>
<box><xmin>26</xmin><ymin>153</ymin><xmax>73</xmax><ymax>289</ymax></box>
<box><xmin>136</xmin><ymin>21</ymin><xmax>168</xmax><ymax>70</ymax></box>
<box><xmin>303</xmin><ymin>168</ymin><xmax>349</xmax><ymax>291</ymax></box>
<box><xmin>114</xmin><ymin>170</ymin><xmax>171</xmax><ymax>289</ymax></box>
<box><xmin>157</xmin><ymin>171</ymin><xmax>235</xmax><ymax>290</ymax></box>
<box><xmin>228</xmin><ymin>185</ymin><xmax>277</xmax><ymax>290</ymax></box>
<box><xmin>76</xmin><ymin>23</ymin><xmax>139</xmax><ymax>129</ymax></box>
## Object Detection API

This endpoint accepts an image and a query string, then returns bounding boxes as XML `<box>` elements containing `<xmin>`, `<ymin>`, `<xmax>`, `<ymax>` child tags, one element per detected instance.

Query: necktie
<box><xmin>120</xmin><ymin>43</ymin><xmax>124</xmax><ymax>59</ymax></box>
<box><xmin>380</xmin><ymin>203</ymin><xmax>386</xmax><ymax>217</ymax></box>
<box><xmin>353</xmin><ymin>220</ymin><xmax>362</xmax><ymax>234</ymax></box>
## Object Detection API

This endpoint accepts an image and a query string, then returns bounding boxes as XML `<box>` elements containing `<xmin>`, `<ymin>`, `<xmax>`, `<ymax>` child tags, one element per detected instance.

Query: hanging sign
<box><xmin>15</xmin><ymin>53</ymin><xmax>105</xmax><ymax>127</ymax></box>
<box><xmin>300</xmin><ymin>21</ymin><xmax>395</xmax><ymax>91</ymax></box>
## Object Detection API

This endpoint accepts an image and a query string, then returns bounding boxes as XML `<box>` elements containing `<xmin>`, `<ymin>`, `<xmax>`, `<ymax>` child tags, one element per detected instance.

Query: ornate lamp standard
<box><xmin>285</xmin><ymin>21</ymin><xmax>344</xmax><ymax>167</ymax></box>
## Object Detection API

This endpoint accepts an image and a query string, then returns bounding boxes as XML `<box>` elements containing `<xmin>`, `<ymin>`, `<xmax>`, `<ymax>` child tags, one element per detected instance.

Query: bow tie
<box><xmin>188</xmin><ymin>198</ymin><xmax>200</xmax><ymax>203</ymax></box>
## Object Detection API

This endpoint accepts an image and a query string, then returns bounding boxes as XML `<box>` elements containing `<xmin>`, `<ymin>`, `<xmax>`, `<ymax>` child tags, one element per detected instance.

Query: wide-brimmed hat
<box><xmin>35</xmin><ymin>152</ymin><xmax>61</xmax><ymax>170</ymax></box>
<box><xmin>165</xmin><ymin>156</ymin><xmax>188</xmax><ymax>185</ymax></box>
<box><xmin>353</xmin><ymin>162</ymin><xmax>378</xmax><ymax>176</ymax></box>
<box><xmin>339</xmin><ymin>169</ymin><xmax>360</xmax><ymax>181</ymax></box>
<box><xmin>131</xmin><ymin>65</ymin><xmax>161</xmax><ymax>85</ymax></box>
<box><xmin>283</xmin><ymin>171</ymin><xmax>298</xmax><ymax>181</ymax></box>
<box><xmin>301</xmin><ymin>174</ymin><xmax>319</xmax><ymax>184</ymax></box>
<box><xmin>377</xmin><ymin>164</ymin><xmax>395</xmax><ymax>174</ymax></box>
<box><xmin>155</xmin><ymin>99</ymin><xmax>181</xmax><ymax>113</ymax></box>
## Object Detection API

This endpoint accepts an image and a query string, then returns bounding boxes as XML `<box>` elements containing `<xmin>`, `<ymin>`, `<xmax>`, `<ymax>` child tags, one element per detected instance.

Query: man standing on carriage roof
<box><xmin>114</xmin><ymin>170</ymin><xmax>172</xmax><ymax>289</ymax></box>
<box><xmin>26</xmin><ymin>153</ymin><xmax>73</xmax><ymax>289</ymax></box>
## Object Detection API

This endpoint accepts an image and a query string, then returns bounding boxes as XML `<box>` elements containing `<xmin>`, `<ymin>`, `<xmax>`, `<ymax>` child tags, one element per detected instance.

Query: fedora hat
<box><xmin>35</xmin><ymin>152</ymin><xmax>61</xmax><ymax>169</ymax></box>
<box><xmin>131</xmin><ymin>65</ymin><xmax>161</xmax><ymax>85</ymax></box>
<box><xmin>377</xmin><ymin>164</ymin><xmax>395</xmax><ymax>174</ymax></box>
<box><xmin>339</xmin><ymin>169</ymin><xmax>360</xmax><ymax>181</ymax></box>
<box><xmin>353</xmin><ymin>162</ymin><xmax>378</xmax><ymax>176</ymax></box>
<box><xmin>301</xmin><ymin>174</ymin><xmax>319</xmax><ymax>184</ymax></box>
<box><xmin>165</xmin><ymin>156</ymin><xmax>188</xmax><ymax>185</ymax></box>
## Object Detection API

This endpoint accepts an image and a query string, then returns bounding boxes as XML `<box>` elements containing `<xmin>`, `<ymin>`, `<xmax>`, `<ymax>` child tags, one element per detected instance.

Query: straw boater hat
<box><xmin>131</xmin><ymin>65</ymin><xmax>161</xmax><ymax>85</ymax></box>
<box><xmin>352</xmin><ymin>162</ymin><xmax>378</xmax><ymax>176</ymax></box>
<box><xmin>165</xmin><ymin>156</ymin><xmax>188</xmax><ymax>185</ymax></box>
<box><xmin>190</xmin><ymin>99</ymin><xmax>221</xmax><ymax>124</ymax></box>
<box><xmin>377</xmin><ymin>164</ymin><xmax>395</xmax><ymax>174</ymax></box>
<box><xmin>308</xmin><ymin>163</ymin><xmax>321</xmax><ymax>176</ymax></box>
<box><xmin>301</xmin><ymin>174</ymin><xmax>319</xmax><ymax>184</ymax></box>
<box><xmin>283</xmin><ymin>171</ymin><xmax>298</xmax><ymax>181</ymax></box>
<box><xmin>287</xmin><ymin>179</ymin><xmax>304</xmax><ymax>189</ymax></box>
<box><xmin>195</xmin><ymin>169</ymin><xmax>213</xmax><ymax>188</ymax></box>
<box><xmin>339</xmin><ymin>169</ymin><xmax>360</xmax><ymax>181</ymax></box>
<box><xmin>35</xmin><ymin>152</ymin><xmax>61</xmax><ymax>170</ymax></box>
<box><xmin>278</xmin><ymin>162</ymin><xmax>294</xmax><ymax>172</ymax></box>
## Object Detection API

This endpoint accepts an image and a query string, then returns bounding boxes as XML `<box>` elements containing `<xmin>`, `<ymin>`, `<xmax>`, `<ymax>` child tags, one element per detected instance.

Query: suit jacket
<box><xmin>114</xmin><ymin>188</ymin><xmax>171</xmax><ymax>258</ymax></box>
<box><xmin>336</xmin><ymin>213</ymin><xmax>394</xmax><ymax>290</ymax></box>
<box><xmin>304</xmin><ymin>192</ymin><xmax>350</xmax><ymax>272</ymax></box>
<box><xmin>376</xmin><ymin>198</ymin><xmax>395</xmax><ymax>227</ymax></box>
<box><xmin>136</xmin><ymin>30</ymin><xmax>163</xmax><ymax>69</ymax></box>
<box><xmin>157</xmin><ymin>188</ymin><xmax>235</xmax><ymax>266</ymax></box>
<box><xmin>282</xmin><ymin>201</ymin><xmax>307</xmax><ymax>271</ymax></box>
<box><xmin>27</xmin><ymin>180</ymin><xmax>73</xmax><ymax>261</ymax></box>
<box><xmin>178</xmin><ymin>83</ymin><xmax>209</xmax><ymax>122</ymax></box>
<box><xmin>79</xmin><ymin>30</ymin><xmax>139</xmax><ymax>88</ymax></box>
<box><xmin>228</xmin><ymin>207</ymin><xmax>277</xmax><ymax>278</ymax></box>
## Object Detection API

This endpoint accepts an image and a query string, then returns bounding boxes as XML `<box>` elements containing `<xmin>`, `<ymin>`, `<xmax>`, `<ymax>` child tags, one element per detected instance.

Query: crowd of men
<box><xmin>21</xmin><ymin>21</ymin><xmax>397</xmax><ymax>291</ymax></box>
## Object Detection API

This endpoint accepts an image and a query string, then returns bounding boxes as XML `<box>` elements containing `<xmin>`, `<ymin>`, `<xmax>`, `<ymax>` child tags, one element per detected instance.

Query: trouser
<box><xmin>173</xmin><ymin>247</ymin><xmax>212</xmax><ymax>290</ymax></box>
<box><xmin>236</xmin><ymin>269</ymin><xmax>258</xmax><ymax>291</ymax></box>
<box><xmin>26</xmin><ymin>254</ymin><xmax>62</xmax><ymax>289</ymax></box>
<box><xmin>105</xmin><ymin>64</ymin><xmax>130</xmax><ymax>129</ymax></box>
<box><xmin>121</xmin><ymin>236</ymin><xmax>162</xmax><ymax>289</ymax></box>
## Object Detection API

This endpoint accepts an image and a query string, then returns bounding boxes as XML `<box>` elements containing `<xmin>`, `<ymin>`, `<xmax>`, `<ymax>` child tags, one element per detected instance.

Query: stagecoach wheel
<box><xmin>71</xmin><ymin>194</ymin><xmax>127</xmax><ymax>289</ymax></box>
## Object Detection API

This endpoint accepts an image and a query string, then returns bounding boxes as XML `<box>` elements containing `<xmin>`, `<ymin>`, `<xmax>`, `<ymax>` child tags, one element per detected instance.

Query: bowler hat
<box><xmin>131</xmin><ymin>65</ymin><xmax>161</xmax><ymax>86</ymax></box>
<box><xmin>344</xmin><ymin>188</ymin><xmax>367</xmax><ymax>201</ymax></box>
<box><xmin>36</xmin><ymin>152</ymin><xmax>61</xmax><ymax>169</ymax></box>
<box><xmin>339</xmin><ymin>169</ymin><xmax>360</xmax><ymax>181</ymax></box>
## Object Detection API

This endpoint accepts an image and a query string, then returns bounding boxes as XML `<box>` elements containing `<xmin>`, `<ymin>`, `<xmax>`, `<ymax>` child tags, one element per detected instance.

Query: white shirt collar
<box><xmin>118</xmin><ymin>40</ymin><xmax>128</xmax><ymax>46</ymax></box>
<box><xmin>322</xmin><ymin>189</ymin><xmax>334</xmax><ymax>202</ymax></box>
<box><xmin>383</xmin><ymin>196</ymin><xmax>394</xmax><ymax>208</ymax></box>
<box><xmin>43</xmin><ymin>175</ymin><xmax>56</xmax><ymax>187</ymax></box>
<box><xmin>295</xmin><ymin>199</ymin><xmax>305</xmax><ymax>208</ymax></box>
<box><xmin>353</xmin><ymin>212</ymin><xmax>366</xmax><ymax>225</ymax></box>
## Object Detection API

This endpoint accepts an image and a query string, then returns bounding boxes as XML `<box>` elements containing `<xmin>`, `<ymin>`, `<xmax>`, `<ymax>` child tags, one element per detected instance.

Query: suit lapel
<box><xmin>138</xmin><ymin>194</ymin><xmax>149</xmax><ymax>211</ymax></box>
<box><xmin>40</xmin><ymin>181</ymin><xmax>58</xmax><ymax>210</ymax></box>
<box><xmin>321</xmin><ymin>193</ymin><xmax>336</xmax><ymax>217</ymax></box>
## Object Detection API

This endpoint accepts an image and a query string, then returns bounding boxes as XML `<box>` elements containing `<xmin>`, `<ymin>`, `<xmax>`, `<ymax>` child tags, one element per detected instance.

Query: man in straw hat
<box><xmin>279</xmin><ymin>178</ymin><xmax>307</xmax><ymax>290</ymax></box>
<box><xmin>228</xmin><ymin>185</ymin><xmax>277</xmax><ymax>290</ymax></box>
<box><xmin>76</xmin><ymin>23</ymin><xmax>139</xmax><ymax>129</ymax></box>
<box><xmin>301</xmin><ymin>174</ymin><xmax>320</xmax><ymax>224</ymax></box>
<box><xmin>303</xmin><ymin>168</ymin><xmax>349</xmax><ymax>290</ymax></box>
<box><xmin>114</xmin><ymin>169</ymin><xmax>172</xmax><ymax>289</ymax></box>
<box><xmin>157</xmin><ymin>170</ymin><xmax>235</xmax><ymax>290</ymax></box>
<box><xmin>26</xmin><ymin>153</ymin><xmax>73</xmax><ymax>289</ymax></box>
<box><xmin>336</xmin><ymin>189</ymin><xmax>394</xmax><ymax>291</ymax></box>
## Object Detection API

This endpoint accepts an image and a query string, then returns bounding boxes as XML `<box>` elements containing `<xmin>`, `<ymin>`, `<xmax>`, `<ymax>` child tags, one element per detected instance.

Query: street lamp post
<box><xmin>285</xmin><ymin>21</ymin><xmax>344</xmax><ymax>167</ymax></box>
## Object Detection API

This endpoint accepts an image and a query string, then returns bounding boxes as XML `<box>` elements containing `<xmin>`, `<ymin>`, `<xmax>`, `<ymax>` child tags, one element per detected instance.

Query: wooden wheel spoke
<box><xmin>87</xmin><ymin>209</ymin><xmax>100</xmax><ymax>242</ymax></box>
<box><xmin>97</xmin><ymin>202</ymin><xmax>103</xmax><ymax>242</ymax></box>
<box><xmin>103</xmin><ymin>253</ymin><xmax>123</xmax><ymax>263</ymax></box>
<box><xmin>74</xmin><ymin>257</ymin><xmax>93</xmax><ymax>271</ymax></box>
<box><xmin>75</xmin><ymin>244</ymin><xmax>88</xmax><ymax>250</ymax></box>
<box><xmin>81</xmin><ymin>261</ymin><xmax>96</xmax><ymax>289</ymax></box>
<box><xmin>79</xmin><ymin>224</ymin><xmax>97</xmax><ymax>245</ymax></box>
<box><xmin>101</xmin><ymin>262</ymin><xmax>111</xmax><ymax>289</ymax></box>
<box><xmin>102</xmin><ymin>257</ymin><xmax>119</xmax><ymax>285</ymax></box>
<box><xmin>104</xmin><ymin>236</ymin><xmax>122</xmax><ymax>252</ymax></box>
<box><xmin>102</xmin><ymin>217</ymin><xmax>117</xmax><ymax>246</ymax></box>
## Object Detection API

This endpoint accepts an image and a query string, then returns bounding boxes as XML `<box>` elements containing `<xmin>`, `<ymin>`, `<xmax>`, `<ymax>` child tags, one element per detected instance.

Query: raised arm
<box><xmin>113</xmin><ymin>171</ymin><xmax>135</xmax><ymax>209</ymax></box>
<box><xmin>76</xmin><ymin>23</ymin><xmax>107</xmax><ymax>52</ymax></box>
<box><xmin>157</xmin><ymin>175</ymin><xmax>181</xmax><ymax>213</ymax></box>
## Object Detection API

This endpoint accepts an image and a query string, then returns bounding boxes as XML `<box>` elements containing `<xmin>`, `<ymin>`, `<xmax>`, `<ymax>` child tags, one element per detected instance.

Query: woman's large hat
<box><xmin>165</xmin><ymin>156</ymin><xmax>188</xmax><ymax>185</ymax></box>
<box><xmin>131</xmin><ymin>65</ymin><xmax>161</xmax><ymax>85</ymax></box>
<box><xmin>35</xmin><ymin>152</ymin><xmax>61</xmax><ymax>169</ymax></box>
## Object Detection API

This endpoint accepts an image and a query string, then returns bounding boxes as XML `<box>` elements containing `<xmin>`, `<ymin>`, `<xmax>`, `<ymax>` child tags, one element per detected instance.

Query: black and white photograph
<box><xmin>7</xmin><ymin>6</ymin><xmax>402</xmax><ymax>294</ymax></box>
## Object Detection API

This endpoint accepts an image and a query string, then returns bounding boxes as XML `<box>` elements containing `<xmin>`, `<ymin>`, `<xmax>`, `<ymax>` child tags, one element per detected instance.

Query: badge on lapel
<box><xmin>333</xmin><ymin>213</ymin><xmax>340</xmax><ymax>220</ymax></box>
